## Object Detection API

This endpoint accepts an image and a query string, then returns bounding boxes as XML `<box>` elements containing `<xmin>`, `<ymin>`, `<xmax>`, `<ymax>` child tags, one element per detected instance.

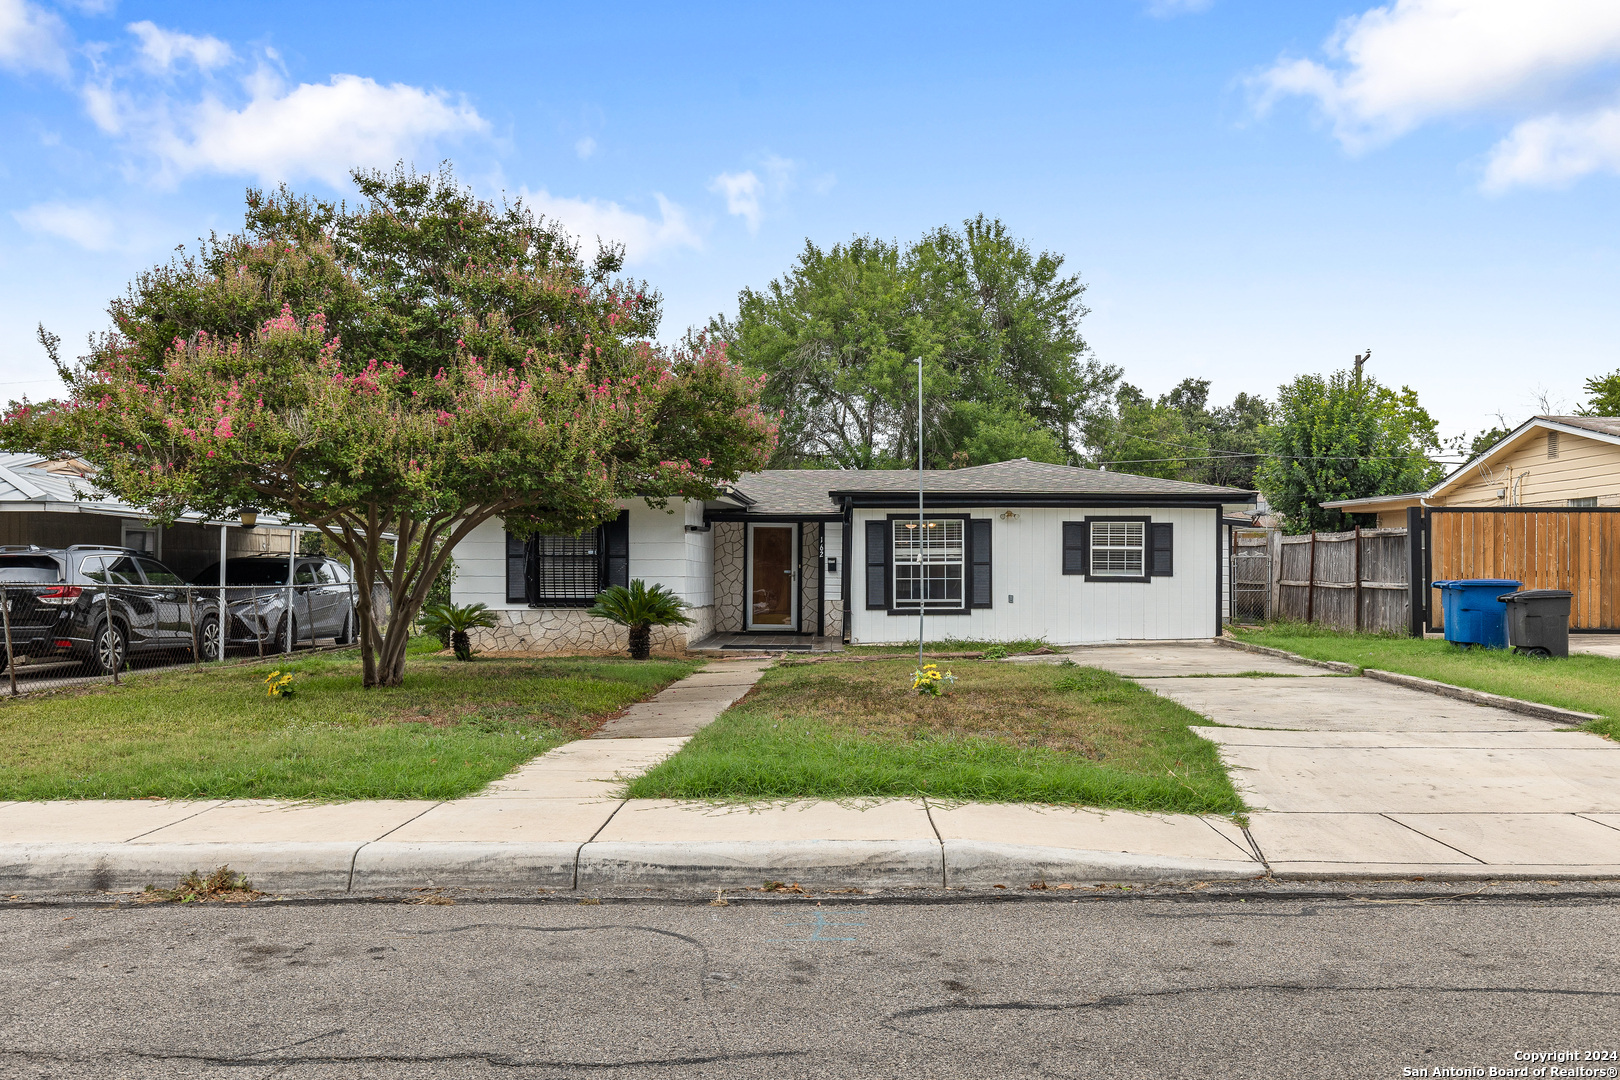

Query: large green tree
<box><xmin>1255</xmin><ymin>369</ymin><xmax>1443</xmax><ymax>533</ymax></box>
<box><xmin>1086</xmin><ymin>378</ymin><xmax>1269</xmax><ymax>488</ymax></box>
<box><xmin>1581</xmin><ymin>370</ymin><xmax>1620</xmax><ymax>416</ymax></box>
<box><xmin>5</xmin><ymin>167</ymin><xmax>773</xmax><ymax>686</ymax></box>
<box><xmin>719</xmin><ymin>216</ymin><xmax>1119</xmax><ymax>469</ymax></box>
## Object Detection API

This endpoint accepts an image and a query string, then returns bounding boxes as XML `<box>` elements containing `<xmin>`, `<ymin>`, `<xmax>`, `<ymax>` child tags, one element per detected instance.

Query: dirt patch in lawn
<box><xmin>775</xmin><ymin>660</ymin><xmax>1124</xmax><ymax>758</ymax></box>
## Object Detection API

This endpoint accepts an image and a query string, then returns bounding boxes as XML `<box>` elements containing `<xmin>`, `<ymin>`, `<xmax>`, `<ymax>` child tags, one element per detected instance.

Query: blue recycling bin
<box><xmin>1433</xmin><ymin>579</ymin><xmax>1522</xmax><ymax>649</ymax></box>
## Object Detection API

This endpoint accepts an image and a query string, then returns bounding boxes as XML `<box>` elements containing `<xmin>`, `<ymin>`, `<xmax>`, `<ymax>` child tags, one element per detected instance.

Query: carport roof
<box><xmin>0</xmin><ymin>452</ymin><xmax>298</xmax><ymax>527</ymax></box>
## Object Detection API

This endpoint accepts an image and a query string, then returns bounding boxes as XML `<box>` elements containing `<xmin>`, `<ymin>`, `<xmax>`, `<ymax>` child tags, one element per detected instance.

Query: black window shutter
<box><xmin>602</xmin><ymin>510</ymin><xmax>630</xmax><ymax>589</ymax></box>
<box><xmin>865</xmin><ymin>520</ymin><xmax>888</xmax><ymax>610</ymax></box>
<box><xmin>969</xmin><ymin>518</ymin><xmax>992</xmax><ymax>608</ymax></box>
<box><xmin>1150</xmin><ymin>522</ymin><xmax>1174</xmax><ymax>577</ymax></box>
<box><xmin>1062</xmin><ymin>522</ymin><xmax>1088</xmax><ymax>576</ymax></box>
<box><xmin>505</xmin><ymin>530</ymin><xmax>529</xmax><ymax>603</ymax></box>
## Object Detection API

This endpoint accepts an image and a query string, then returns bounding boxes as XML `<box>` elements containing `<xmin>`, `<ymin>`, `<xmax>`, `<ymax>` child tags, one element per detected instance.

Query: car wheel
<box><xmin>93</xmin><ymin>621</ymin><xmax>127</xmax><ymax>676</ymax></box>
<box><xmin>198</xmin><ymin>616</ymin><xmax>222</xmax><ymax>662</ymax></box>
<box><xmin>335</xmin><ymin>610</ymin><xmax>353</xmax><ymax>646</ymax></box>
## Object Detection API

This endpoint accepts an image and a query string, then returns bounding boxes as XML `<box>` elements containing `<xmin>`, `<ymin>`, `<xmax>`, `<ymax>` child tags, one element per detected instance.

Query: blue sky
<box><xmin>3</xmin><ymin>0</ymin><xmax>1619</xmax><ymax>447</ymax></box>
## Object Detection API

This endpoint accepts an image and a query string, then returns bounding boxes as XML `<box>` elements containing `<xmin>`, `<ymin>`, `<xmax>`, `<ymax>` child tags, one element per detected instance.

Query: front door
<box><xmin>747</xmin><ymin>524</ymin><xmax>797</xmax><ymax>629</ymax></box>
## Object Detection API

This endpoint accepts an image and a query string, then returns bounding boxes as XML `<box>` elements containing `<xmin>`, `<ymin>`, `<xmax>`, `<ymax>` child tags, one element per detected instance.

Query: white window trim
<box><xmin>892</xmin><ymin>517</ymin><xmax>966</xmax><ymax>612</ymax></box>
<box><xmin>1090</xmin><ymin>520</ymin><xmax>1146</xmax><ymax>578</ymax></box>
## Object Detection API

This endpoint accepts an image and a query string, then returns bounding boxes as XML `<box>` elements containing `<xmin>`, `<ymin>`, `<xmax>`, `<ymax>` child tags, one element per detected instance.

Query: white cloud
<box><xmin>90</xmin><ymin>71</ymin><xmax>488</xmax><ymax>186</ymax></box>
<box><xmin>1255</xmin><ymin>0</ymin><xmax>1620</xmax><ymax>148</ymax></box>
<box><xmin>1143</xmin><ymin>0</ymin><xmax>1212</xmax><ymax>16</ymax></box>
<box><xmin>13</xmin><ymin>201</ymin><xmax>118</xmax><ymax>250</ymax></box>
<box><xmin>575</xmin><ymin>135</ymin><xmax>596</xmax><ymax>160</ymax></box>
<box><xmin>1483</xmin><ymin>102</ymin><xmax>1620</xmax><ymax>190</ymax></box>
<box><xmin>710</xmin><ymin>169</ymin><xmax>763</xmax><ymax>232</ymax></box>
<box><xmin>520</xmin><ymin>187</ymin><xmax>700</xmax><ymax>263</ymax></box>
<box><xmin>0</xmin><ymin>0</ymin><xmax>70</xmax><ymax>77</ymax></box>
<box><xmin>127</xmin><ymin>20</ymin><xmax>233</xmax><ymax>72</ymax></box>
<box><xmin>1255</xmin><ymin>0</ymin><xmax>1620</xmax><ymax>191</ymax></box>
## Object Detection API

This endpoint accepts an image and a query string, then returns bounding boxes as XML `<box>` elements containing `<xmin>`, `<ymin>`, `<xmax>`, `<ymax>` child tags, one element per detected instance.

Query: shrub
<box><xmin>586</xmin><ymin>580</ymin><xmax>693</xmax><ymax>660</ymax></box>
<box><xmin>419</xmin><ymin>602</ymin><xmax>500</xmax><ymax>661</ymax></box>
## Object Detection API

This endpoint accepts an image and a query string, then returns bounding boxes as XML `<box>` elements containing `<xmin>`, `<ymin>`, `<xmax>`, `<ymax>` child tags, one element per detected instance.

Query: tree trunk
<box><xmin>451</xmin><ymin>630</ymin><xmax>471</xmax><ymax>661</ymax></box>
<box><xmin>628</xmin><ymin>624</ymin><xmax>651</xmax><ymax>661</ymax></box>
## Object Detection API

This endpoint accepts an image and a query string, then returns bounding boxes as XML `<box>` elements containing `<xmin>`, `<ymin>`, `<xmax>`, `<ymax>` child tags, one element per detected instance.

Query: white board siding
<box><xmin>846</xmin><ymin>506</ymin><xmax>1218</xmax><ymax>645</ymax></box>
<box><xmin>684</xmin><ymin>499</ymin><xmax>714</xmax><ymax>607</ymax></box>
<box><xmin>451</xmin><ymin>499</ymin><xmax>707</xmax><ymax>612</ymax></box>
<box><xmin>452</xmin><ymin>516</ymin><xmax>514</xmax><ymax>610</ymax></box>
<box><xmin>824</xmin><ymin>520</ymin><xmax>843</xmax><ymax>602</ymax></box>
<box><xmin>626</xmin><ymin>502</ymin><xmax>696</xmax><ymax>601</ymax></box>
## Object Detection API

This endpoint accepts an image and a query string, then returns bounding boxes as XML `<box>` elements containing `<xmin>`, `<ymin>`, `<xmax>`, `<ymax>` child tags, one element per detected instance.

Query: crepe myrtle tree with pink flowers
<box><xmin>5</xmin><ymin>166</ymin><xmax>776</xmax><ymax>687</ymax></box>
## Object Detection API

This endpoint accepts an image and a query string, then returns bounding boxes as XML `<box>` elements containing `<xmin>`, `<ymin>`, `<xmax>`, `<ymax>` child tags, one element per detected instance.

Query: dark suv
<box><xmin>190</xmin><ymin>555</ymin><xmax>357</xmax><ymax>651</ymax></box>
<box><xmin>0</xmin><ymin>545</ymin><xmax>218</xmax><ymax>675</ymax></box>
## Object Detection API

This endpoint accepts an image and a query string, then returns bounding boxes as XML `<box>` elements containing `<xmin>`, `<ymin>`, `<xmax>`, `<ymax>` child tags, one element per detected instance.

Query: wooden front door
<box><xmin>748</xmin><ymin>524</ymin><xmax>797</xmax><ymax>629</ymax></box>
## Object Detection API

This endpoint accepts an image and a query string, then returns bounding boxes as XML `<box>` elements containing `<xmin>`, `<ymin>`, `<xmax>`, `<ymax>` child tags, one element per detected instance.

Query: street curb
<box><xmin>1360</xmin><ymin>669</ymin><xmax>1603</xmax><ymax>725</ymax></box>
<box><xmin>0</xmin><ymin>840</ymin><xmax>1273</xmax><ymax>894</ymax></box>
<box><xmin>941</xmin><ymin>841</ymin><xmax>1261</xmax><ymax>886</ymax></box>
<box><xmin>1212</xmin><ymin>636</ymin><xmax>1358</xmax><ymax>674</ymax></box>
<box><xmin>351</xmin><ymin>842</ymin><xmax>581</xmax><ymax>890</ymax></box>
<box><xmin>0</xmin><ymin>843</ymin><xmax>359</xmax><ymax>894</ymax></box>
<box><xmin>577</xmin><ymin>840</ymin><xmax>946</xmax><ymax>889</ymax></box>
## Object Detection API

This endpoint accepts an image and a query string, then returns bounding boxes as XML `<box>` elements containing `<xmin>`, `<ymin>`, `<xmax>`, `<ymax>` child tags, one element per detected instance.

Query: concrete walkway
<box><xmin>1068</xmin><ymin>642</ymin><xmax>1620</xmax><ymax>878</ymax></box>
<box><xmin>3</xmin><ymin>643</ymin><xmax>1617</xmax><ymax>894</ymax></box>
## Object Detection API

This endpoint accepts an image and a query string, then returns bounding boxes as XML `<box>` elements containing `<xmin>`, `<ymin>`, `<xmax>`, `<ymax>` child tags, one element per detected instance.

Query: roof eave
<box><xmin>838</xmin><ymin>491</ymin><xmax>1251</xmax><ymax>508</ymax></box>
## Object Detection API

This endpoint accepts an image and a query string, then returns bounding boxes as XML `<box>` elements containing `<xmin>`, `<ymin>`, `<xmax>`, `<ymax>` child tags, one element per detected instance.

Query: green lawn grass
<box><xmin>0</xmin><ymin>643</ymin><xmax>700</xmax><ymax>800</ymax></box>
<box><xmin>624</xmin><ymin>658</ymin><xmax>1244</xmax><ymax>814</ymax></box>
<box><xmin>1231</xmin><ymin>623</ymin><xmax>1620</xmax><ymax>739</ymax></box>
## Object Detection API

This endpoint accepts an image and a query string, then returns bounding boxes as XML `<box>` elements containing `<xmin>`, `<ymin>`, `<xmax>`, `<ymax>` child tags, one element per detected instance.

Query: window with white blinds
<box><xmin>892</xmin><ymin>518</ymin><xmax>965</xmax><ymax>610</ymax></box>
<box><xmin>1090</xmin><ymin>520</ymin><xmax>1145</xmax><ymax>577</ymax></box>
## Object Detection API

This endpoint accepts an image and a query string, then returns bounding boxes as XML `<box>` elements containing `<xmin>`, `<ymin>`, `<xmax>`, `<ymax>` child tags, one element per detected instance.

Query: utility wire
<box><xmin>1091</xmin><ymin>452</ymin><xmax>1466</xmax><ymax>465</ymax></box>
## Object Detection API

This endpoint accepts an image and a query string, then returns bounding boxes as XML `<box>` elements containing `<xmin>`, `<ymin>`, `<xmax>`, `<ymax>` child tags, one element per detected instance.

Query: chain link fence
<box><xmin>0</xmin><ymin>580</ymin><xmax>381</xmax><ymax>697</ymax></box>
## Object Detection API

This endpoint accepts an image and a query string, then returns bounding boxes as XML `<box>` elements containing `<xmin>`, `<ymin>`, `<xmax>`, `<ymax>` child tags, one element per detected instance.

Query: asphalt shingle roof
<box><xmin>728</xmin><ymin>459</ymin><xmax>1253</xmax><ymax>516</ymax></box>
<box><xmin>1547</xmin><ymin>415</ymin><xmax>1620</xmax><ymax>439</ymax></box>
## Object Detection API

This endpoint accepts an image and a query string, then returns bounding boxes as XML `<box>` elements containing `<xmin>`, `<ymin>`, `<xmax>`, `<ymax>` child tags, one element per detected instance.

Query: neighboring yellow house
<box><xmin>1322</xmin><ymin>416</ymin><xmax>1620</xmax><ymax>527</ymax></box>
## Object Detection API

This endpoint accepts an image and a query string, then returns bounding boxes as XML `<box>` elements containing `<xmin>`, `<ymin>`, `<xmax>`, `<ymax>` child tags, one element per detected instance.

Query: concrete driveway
<box><xmin>1068</xmin><ymin>642</ymin><xmax>1620</xmax><ymax>878</ymax></box>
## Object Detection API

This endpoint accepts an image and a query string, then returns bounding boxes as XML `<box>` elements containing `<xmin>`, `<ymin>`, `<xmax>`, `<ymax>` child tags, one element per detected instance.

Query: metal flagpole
<box><xmin>917</xmin><ymin>356</ymin><xmax>924</xmax><ymax>669</ymax></box>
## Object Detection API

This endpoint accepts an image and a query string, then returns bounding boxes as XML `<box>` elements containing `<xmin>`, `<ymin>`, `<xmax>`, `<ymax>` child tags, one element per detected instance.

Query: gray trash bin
<box><xmin>1497</xmin><ymin>589</ymin><xmax>1573</xmax><ymax>657</ymax></box>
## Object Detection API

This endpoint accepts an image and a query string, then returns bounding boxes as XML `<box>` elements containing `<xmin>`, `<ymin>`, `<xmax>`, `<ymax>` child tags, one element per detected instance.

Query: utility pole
<box><xmin>1353</xmin><ymin>348</ymin><xmax>1371</xmax><ymax>382</ymax></box>
<box><xmin>917</xmin><ymin>356</ymin><xmax>924</xmax><ymax>669</ymax></box>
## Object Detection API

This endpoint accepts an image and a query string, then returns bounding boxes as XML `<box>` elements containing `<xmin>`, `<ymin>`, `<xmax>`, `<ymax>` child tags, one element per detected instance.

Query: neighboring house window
<box><xmin>892</xmin><ymin>518</ymin><xmax>964</xmax><ymax>611</ymax></box>
<box><xmin>505</xmin><ymin>511</ymin><xmax>630</xmax><ymax>607</ymax></box>
<box><xmin>1569</xmin><ymin>497</ymin><xmax>1598</xmax><ymax>507</ymax></box>
<box><xmin>1090</xmin><ymin>520</ymin><xmax>1145</xmax><ymax>577</ymax></box>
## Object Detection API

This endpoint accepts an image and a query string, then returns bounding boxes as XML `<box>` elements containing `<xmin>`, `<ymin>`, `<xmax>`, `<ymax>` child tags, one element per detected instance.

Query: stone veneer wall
<box><xmin>713</xmin><ymin>521</ymin><xmax>745</xmax><ymax>632</ymax></box>
<box><xmin>470</xmin><ymin>606</ymin><xmax>715</xmax><ymax>655</ymax></box>
<box><xmin>799</xmin><ymin>522</ymin><xmax>821</xmax><ymax>634</ymax></box>
<box><xmin>823</xmin><ymin>596</ymin><xmax>844</xmax><ymax>639</ymax></box>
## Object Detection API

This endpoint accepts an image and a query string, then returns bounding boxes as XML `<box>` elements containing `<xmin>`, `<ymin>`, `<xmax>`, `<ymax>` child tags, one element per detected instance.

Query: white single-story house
<box><xmin>451</xmin><ymin>459</ymin><xmax>1255</xmax><ymax>653</ymax></box>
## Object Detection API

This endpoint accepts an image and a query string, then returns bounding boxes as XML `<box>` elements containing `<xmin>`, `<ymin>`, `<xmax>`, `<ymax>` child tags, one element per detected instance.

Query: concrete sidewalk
<box><xmin>2</xmin><ymin>643</ymin><xmax>1617</xmax><ymax>895</ymax></box>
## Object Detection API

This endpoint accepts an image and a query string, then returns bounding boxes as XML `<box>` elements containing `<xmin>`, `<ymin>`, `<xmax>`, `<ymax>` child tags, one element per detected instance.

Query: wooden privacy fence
<box><xmin>1425</xmin><ymin>508</ymin><xmax>1620</xmax><ymax>631</ymax></box>
<box><xmin>1273</xmin><ymin>527</ymin><xmax>1412</xmax><ymax>634</ymax></box>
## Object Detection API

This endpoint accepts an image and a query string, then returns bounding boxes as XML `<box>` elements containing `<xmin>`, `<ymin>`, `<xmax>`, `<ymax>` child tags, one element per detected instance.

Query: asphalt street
<box><xmin>2</xmin><ymin>885</ymin><xmax>1618</xmax><ymax>1079</ymax></box>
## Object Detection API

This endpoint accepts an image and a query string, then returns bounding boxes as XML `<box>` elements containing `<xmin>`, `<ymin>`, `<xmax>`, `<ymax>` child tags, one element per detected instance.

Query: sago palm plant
<box><xmin>419</xmin><ymin>601</ymin><xmax>499</xmax><ymax>661</ymax></box>
<box><xmin>586</xmin><ymin>580</ymin><xmax>692</xmax><ymax>660</ymax></box>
